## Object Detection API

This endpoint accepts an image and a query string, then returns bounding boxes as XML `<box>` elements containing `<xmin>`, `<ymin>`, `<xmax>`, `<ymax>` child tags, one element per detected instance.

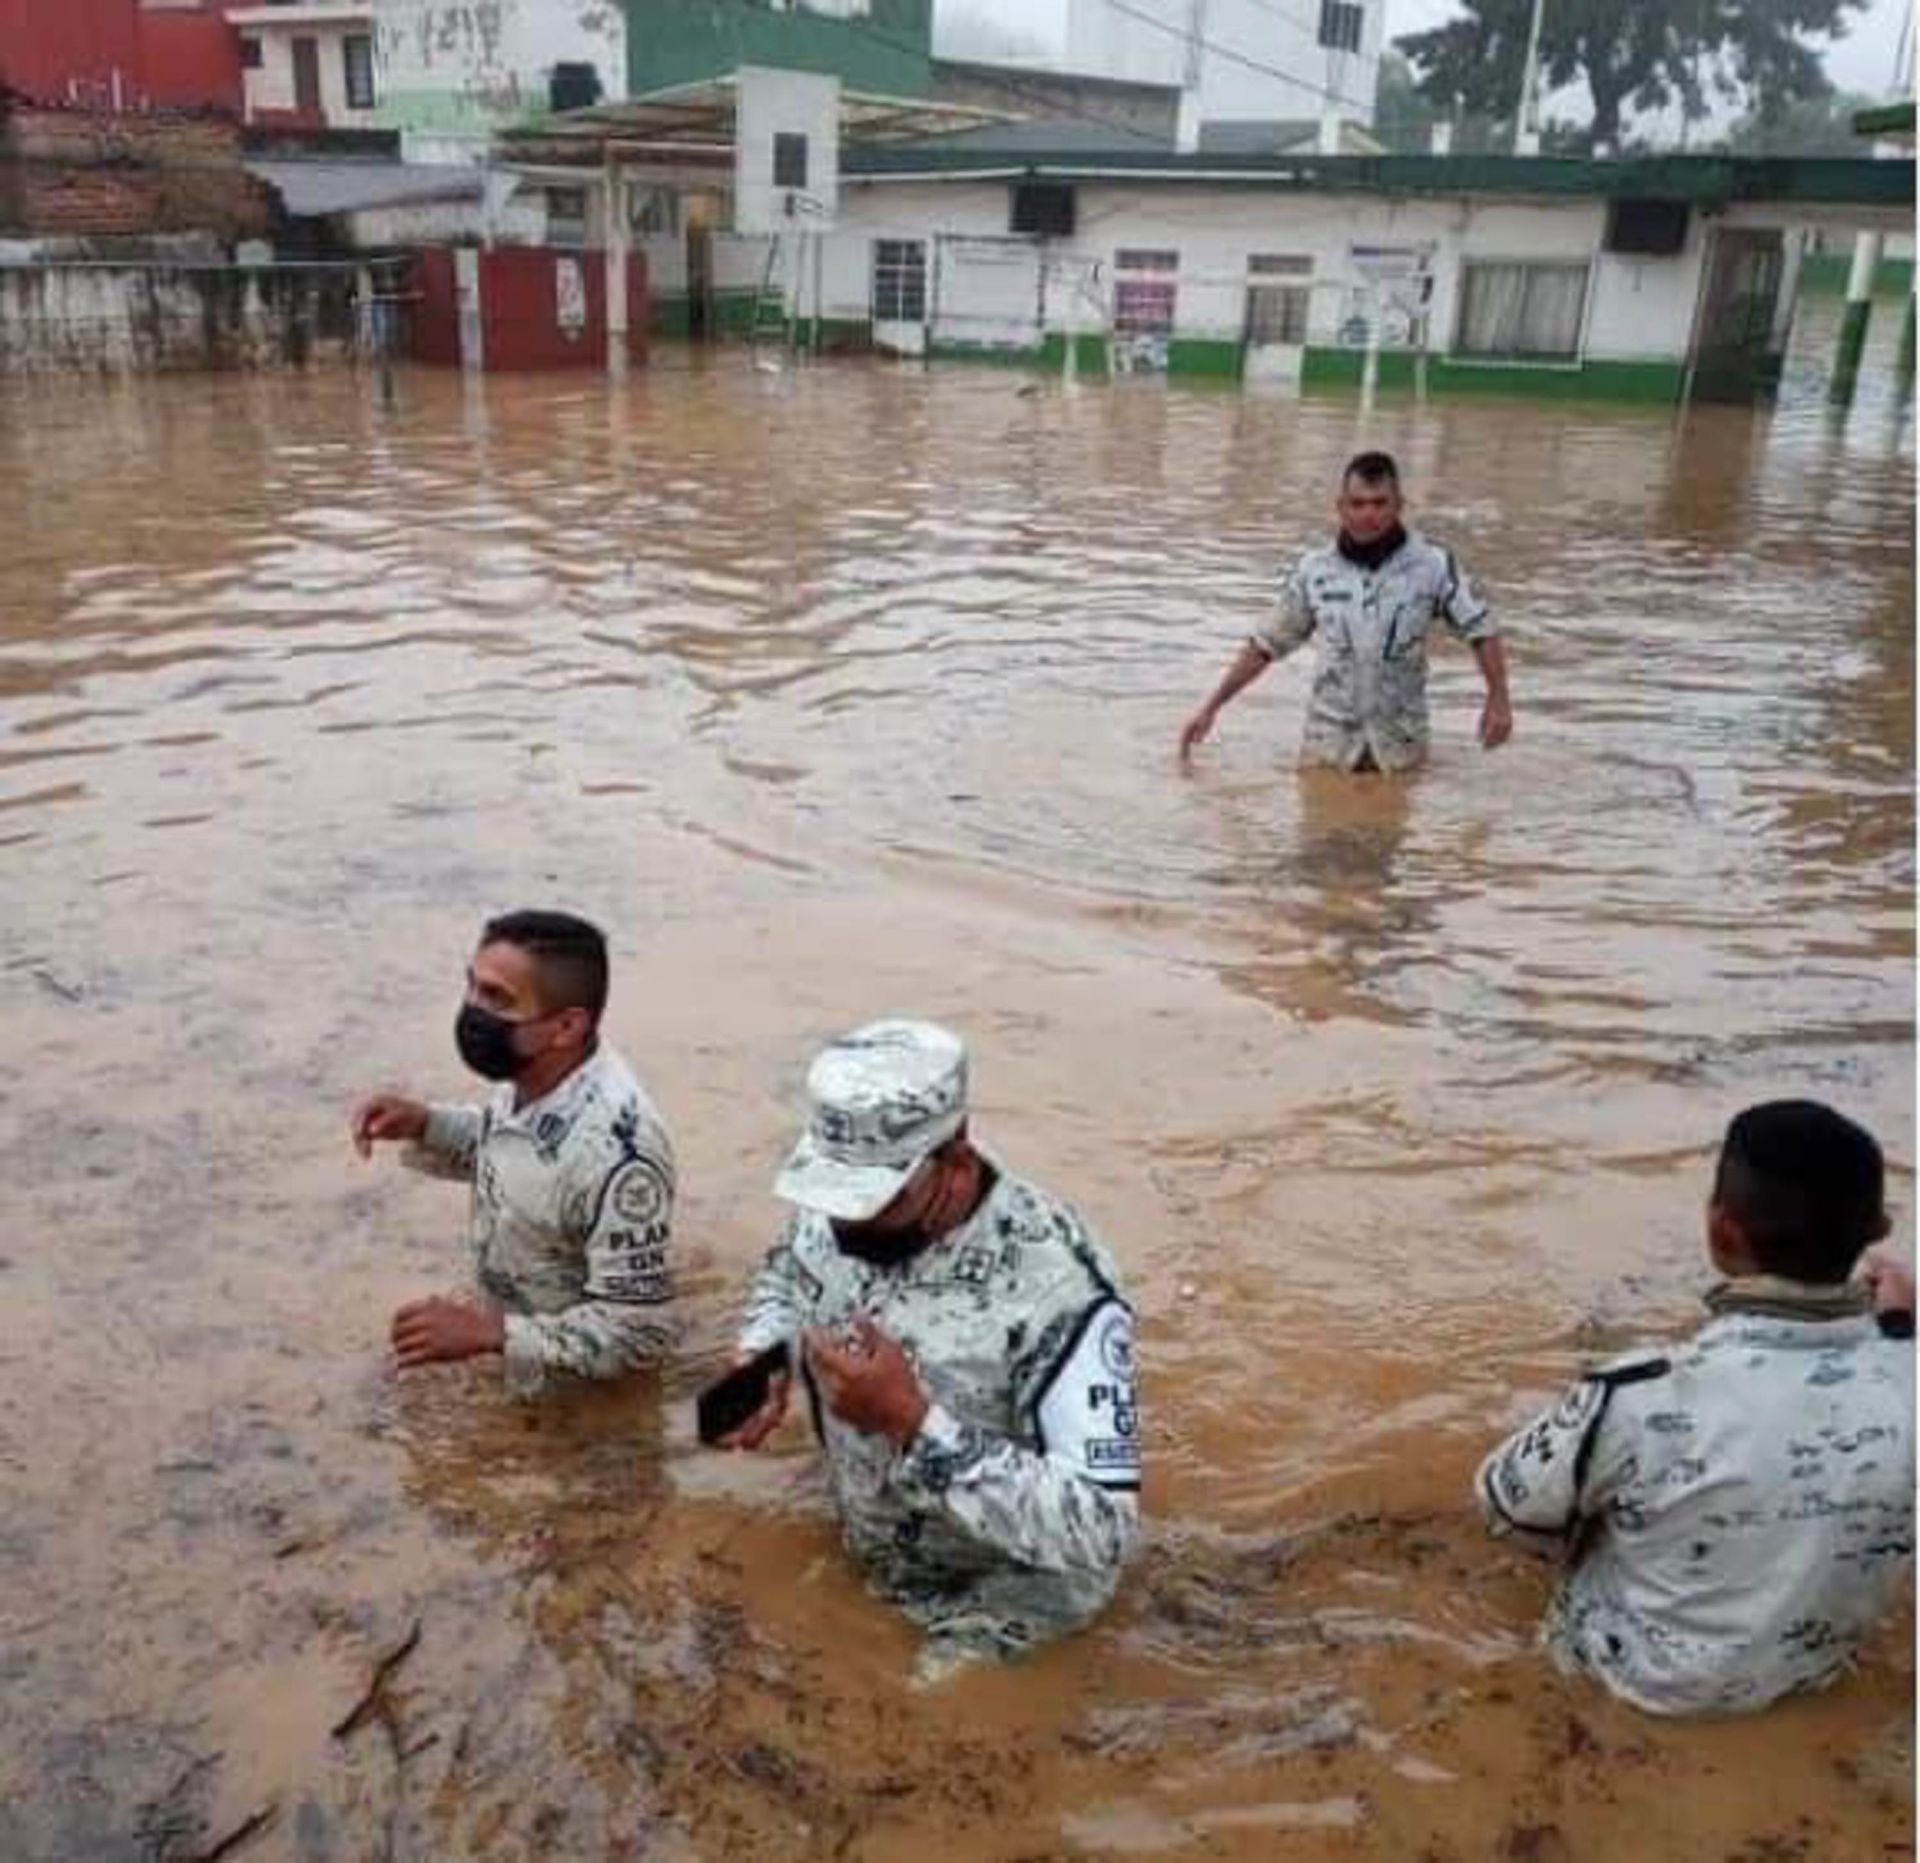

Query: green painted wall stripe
<box><xmin>1301</xmin><ymin>348</ymin><xmax>1685</xmax><ymax>402</ymax></box>
<box><xmin>1037</xmin><ymin>332</ymin><xmax>1113</xmax><ymax>373</ymax></box>
<box><xmin>927</xmin><ymin>339</ymin><xmax>1046</xmax><ymax>364</ymax></box>
<box><xmin>1830</xmin><ymin>297</ymin><xmax>1873</xmax><ymax>401</ymax></box>
<box><xmin>1798</xmin><ymin>254</ymin><xmax>1913</xmax><ymax>298</ymax></box>
<box><xmin>1167</xmin><ymin>337</ymin><xmax>1244</xmax><ymax>379</ymax></box>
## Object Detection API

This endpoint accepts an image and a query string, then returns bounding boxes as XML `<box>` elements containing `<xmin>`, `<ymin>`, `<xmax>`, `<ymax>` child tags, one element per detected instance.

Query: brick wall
<box><xmin>0</xmin><ymin>101</ymin><xmax>270</xmax><ymax>240</ymax></box>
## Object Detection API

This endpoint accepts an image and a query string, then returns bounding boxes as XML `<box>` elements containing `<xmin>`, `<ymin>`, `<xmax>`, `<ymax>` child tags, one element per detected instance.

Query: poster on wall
<box><xmin>555</xmin><ymin>257</ymin><xmax>587</xmax><ymax>341</ymax></box>
<box><xmin>1339</xmin><ymin>243</ymin><xmax>1435</xmax><ymax>349</ymax></box>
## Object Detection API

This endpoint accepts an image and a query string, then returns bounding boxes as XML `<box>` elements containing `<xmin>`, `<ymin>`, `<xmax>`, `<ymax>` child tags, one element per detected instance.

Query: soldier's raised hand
<box><xmin>807</xmin><ymin>1319</ymin><xmax>929</xmax><ymax>1445</ymax></box>
<box><xmin>351</xmin><ymin>1093</ymin><xmax>429</xmax><ymax>1158</ymax></box>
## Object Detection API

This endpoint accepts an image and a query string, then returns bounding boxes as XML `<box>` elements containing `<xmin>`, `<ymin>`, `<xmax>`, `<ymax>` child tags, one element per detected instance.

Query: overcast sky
<box><xmin>942</xmin><ymin>0</ymin><xmax>1915</xmax><ymax>116</ymax></box>
<box><xmin>1387</xmin><ymin>0</ymin><xmax>1912</xmax><ymax>100</ymax></box>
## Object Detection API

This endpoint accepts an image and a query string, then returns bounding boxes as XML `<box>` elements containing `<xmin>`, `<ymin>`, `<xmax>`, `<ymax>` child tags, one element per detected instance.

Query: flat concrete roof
<box><xmin>839</xmin><ymin>148</ymin><xmax>1916</xmax><ymax>210</ymax></box>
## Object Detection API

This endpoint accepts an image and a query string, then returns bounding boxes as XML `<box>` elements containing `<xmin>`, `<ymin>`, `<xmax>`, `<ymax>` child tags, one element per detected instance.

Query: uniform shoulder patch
<box><xmin>605</xmin><ymin>1158</ymin><xmax>671</xmax><ymax>1229</ymax></box>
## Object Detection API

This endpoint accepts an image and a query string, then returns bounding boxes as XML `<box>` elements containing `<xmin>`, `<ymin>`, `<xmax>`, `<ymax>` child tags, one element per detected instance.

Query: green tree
<box><xmin>1719</xmin><ymin>87</ymin><xmax>1880</xmax><ymax>154</ymax></box>
<box><xmin>1395</xmin><ymin>0</ymin><xmax>1866</xmax><ymax>153</ymax></box>
<box><xmin>1373</xmin><ymin>50</ymin><xmax>1507</xmax><ymax>153</ymax></box>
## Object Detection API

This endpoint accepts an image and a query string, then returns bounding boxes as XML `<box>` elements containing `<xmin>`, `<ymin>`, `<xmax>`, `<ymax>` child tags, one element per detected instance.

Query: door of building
<box><xmin>292</xmin><ymin>38</ymin><xmax>322</xmax><ymax>116</ymax></box>
<box><xmin>1689</xmin><ymin>228</ymin><xmax>1787</xmax><ymax>403</ymax></box>
<box><xmin>1244</xmin><ymin>257</ymin><xmax>1313</xmax><ymax>384</ymax></box>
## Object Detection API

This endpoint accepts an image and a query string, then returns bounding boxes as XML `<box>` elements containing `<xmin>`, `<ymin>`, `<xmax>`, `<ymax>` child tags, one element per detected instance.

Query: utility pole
<box><xmin>1513</xmin><ymin>0</ymin><xmax>1546</xmax><ymax>155</ymax></box>
<box><xmin>1176</xmin><ymin>0</ymin><xmax>1207</xmax><ymax>153</ymax></box>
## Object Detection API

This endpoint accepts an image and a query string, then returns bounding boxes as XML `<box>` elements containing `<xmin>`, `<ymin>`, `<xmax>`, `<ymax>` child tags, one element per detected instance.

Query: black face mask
<box><xmin>829</xmin><ymin>1216</ymin><xmax>934</xmax><ymax>1268</ymax></box>
<box><xmin>455</xmin><ymin>1002</ymin><xmax>528</xmax><ymax>1081</ymax></box>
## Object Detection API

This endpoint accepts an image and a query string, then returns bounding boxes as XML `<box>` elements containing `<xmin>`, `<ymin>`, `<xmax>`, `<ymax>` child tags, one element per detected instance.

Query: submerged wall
<box><xmin>0</xmin><ymin>260</ymin><xmax>375</xmax><ymax>373</ymax></box>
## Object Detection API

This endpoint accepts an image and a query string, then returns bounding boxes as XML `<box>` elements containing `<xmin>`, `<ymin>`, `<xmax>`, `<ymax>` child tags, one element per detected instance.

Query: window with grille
<box><xmin>1114</xmin><ymin>278</ymin><xmax>1177</xmax><ymax>335</ymax></box>
<box><xmin>872</xmin><ymin>239</ymin><xmax>927</xmax><ymax>322</ymax></box>
<box><xmin>631</xmin><ymin>188</ymin><xmax>680</xmax><ymax>239</ymax></box>
<box><xmin>342</xmin><ymin>34</ymin><xmax>375</xmax><ymax>109</ymax></box>
<box><xmin>545</xmin><ymin>187</ymin><xmax>588</xmax><ymax>249</ymax></box>
<box><xmin>1249</xmin><ymin>253</ymin><xmax>1313</xmax><ymax>277</ymax></box>
<box><xmin>1113</xmin><ymin>249</ymin><xmax>1178</xmax><ymax>335</ymax></box>
<box><xmin>1248</xmin><ymin>285</ymin><xmax>1311</xmax><ymax>344</ymax></box>
<box><xmin>1318</xmin><ymin>0</ymin><xmax>1363</xmax><ymax>54</ymax></box>
<box><xmin>1456</xmin><ymin>261</ymin><xmax>1589</xmax><ymax>359</ymax></box>
<box><xmin>773</xmin><ymin>132</ymin><xmax>808</xmax><ymax>191</ymax></box>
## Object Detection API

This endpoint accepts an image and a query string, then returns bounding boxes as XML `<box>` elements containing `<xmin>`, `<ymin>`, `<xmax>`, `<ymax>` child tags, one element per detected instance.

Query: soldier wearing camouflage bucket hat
<box><xmin>717</xmin><ymin>1019</ymin><xmax>1142</xmax><ymax>1679</ymax></box>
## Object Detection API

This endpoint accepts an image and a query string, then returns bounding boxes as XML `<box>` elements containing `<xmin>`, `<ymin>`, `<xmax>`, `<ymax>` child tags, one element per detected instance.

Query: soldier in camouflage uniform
<box><xmin>1477</xmin><ymin>1101</ymin><xmax>1914</xmax><ymax>1716</ymax></box>
<box><xmin>719</xmin><ymin>1020</ymin><xmax>1141</xmax><ymax>1678</ymax></box>
<box><xmin>1180</xmin><ymin>450</ymin><xmax>1512</xmax><ymax>775</ymax></box>
<box><xmin>351</xmin><ymin>910</ymin><xmax>676</xmax><ymax>1397</ymax></box>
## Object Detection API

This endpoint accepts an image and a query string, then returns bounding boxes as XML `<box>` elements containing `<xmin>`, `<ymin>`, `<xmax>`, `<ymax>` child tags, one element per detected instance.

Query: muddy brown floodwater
<box><xmin>2</xmin><ymin>302</ymin><xmax>1913</xmax><ymax>1863</ymax></box>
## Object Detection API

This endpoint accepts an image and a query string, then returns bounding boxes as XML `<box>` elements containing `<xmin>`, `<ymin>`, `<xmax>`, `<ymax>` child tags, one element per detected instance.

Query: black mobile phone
<box><xmin>696</xmin><ymin>1340</ymin><xmax>792</xmax><ymax>1445</ymax></box>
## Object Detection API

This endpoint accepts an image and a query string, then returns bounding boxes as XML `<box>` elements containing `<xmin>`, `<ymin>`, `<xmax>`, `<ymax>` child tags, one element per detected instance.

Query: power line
<box><xmin>1093</xmin><ymin>0</ymin><xmax>1378</xmax><ymax>118</ymax></box>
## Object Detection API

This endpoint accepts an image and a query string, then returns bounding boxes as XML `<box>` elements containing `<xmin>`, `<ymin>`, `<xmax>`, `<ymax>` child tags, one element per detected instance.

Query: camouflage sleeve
<box><xmin>402</xmin><ymin>1102</ymin><xmax>484</xmax><ymax>1182</ymax></box>
<box><xmin>735</xmin><ymin>1213</ymin><xmax>822</xmax><ymax>1354</ymax></box>
<box><xmin>1437</xmin><ymin>547</ymin><xmax>1496</xmax><ymax>643</ymax></box>
<box><xmin>1251</xmin><ymin>563</ymin><xmax>1315</xmax><ymax>661</ymax></box>
<box><xmin>500</xmin><ymin>1152</ymin><xmax>677</xmax><ymax>1395</ymax></box>
<box><xmin>894</xmin><ymin>1301</ymin><xmax>1141</xmax><ymax>1578</ymax></box>
<box><xmin>1475</xmin><ymin>1363</ymin><xmax>1651</xmax><ymax>1556</ymax></box>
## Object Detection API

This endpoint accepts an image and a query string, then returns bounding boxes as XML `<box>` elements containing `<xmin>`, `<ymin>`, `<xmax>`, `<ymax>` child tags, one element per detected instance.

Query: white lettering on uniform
<box><xmin>1037</xmin><ymin>1301</ymin><xmax>1140</xmax><ymax>1487</ymax></box>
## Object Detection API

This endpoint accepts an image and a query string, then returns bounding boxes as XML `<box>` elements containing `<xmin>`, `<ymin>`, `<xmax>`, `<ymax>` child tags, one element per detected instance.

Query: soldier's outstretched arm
<box><xmin>400</xmin><ymin>1101</ymin><xmax>486</xmax><ymax>1181</ymax></box>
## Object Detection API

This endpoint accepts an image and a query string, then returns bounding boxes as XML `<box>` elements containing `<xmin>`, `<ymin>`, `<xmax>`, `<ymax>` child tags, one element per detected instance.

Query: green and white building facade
<box><xmin>687</xmin><ymin>150</ymin><xmax>1913</xmax><ymax>404</ymax></box>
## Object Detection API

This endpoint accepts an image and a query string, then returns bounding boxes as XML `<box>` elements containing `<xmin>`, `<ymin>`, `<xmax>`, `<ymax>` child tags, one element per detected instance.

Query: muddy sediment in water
<box><xmin>1</xmin><ymin>323</ymin><xmax>1911</xmax><ymax>1858</ymax></box>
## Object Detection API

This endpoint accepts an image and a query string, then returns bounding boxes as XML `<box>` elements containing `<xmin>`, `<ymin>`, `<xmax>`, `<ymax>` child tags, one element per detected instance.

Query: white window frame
<box><xmin>342</xmin><ymin>33</ymin><xmax>375</xmax><ymax>111</ymax></box>
<box><xmin>1452</xmin><ymin>256</ymin><xmax>1592</xmax><ymax>366</ymax></box>
<box><xmin>1318</xmin><ymin>0</ymin><xmax>1364</xmax><ymax>54</ymax></box>
<box><xmin>872</xmin><ymin>238</ymin><xmax>928</xmax><ymax>323</ymax></box>
<box><xmin>545</xmin><ymin>186</ymin><xmax>589</xmax><ymax>250</ymax></box>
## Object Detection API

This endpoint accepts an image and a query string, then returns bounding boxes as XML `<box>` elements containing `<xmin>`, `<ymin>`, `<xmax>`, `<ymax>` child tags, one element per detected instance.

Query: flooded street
<box><xmin>2</xmin><ymin>309</ymin><xmax>1913</xmax><ymax>1860</ymax></box>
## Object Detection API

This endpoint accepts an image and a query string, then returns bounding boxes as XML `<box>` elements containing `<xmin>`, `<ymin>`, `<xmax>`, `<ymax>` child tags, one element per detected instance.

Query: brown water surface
<box><xmin>1</xmin><ymin>313</ymin><xmax>1913</xmax><ymax>1861</ymax></box>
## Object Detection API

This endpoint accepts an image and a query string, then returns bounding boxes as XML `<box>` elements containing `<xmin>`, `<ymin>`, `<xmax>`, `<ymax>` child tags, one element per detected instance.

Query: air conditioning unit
<box><xmin>1605</xmin><ymin>199</ymin><xmax>1689</xmax><ymax>257</ymax></box>
<box><xmin>1011</xmin><ymin>182</ymin><xmax>1075</xmax><ymax>238</ymax></box>
<box><xmin>549</xmin><ymin>62</ymin><xmax>602</xmax><ymax>115</ymax></box>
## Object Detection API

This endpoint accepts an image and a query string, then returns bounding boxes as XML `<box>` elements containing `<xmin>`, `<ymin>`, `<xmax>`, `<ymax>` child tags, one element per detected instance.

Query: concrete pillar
<box><xmin>605</xmin><ymin>161</ymin><xmax>629</xmax><ymax>381</ymax></box>
<box><xmin>1829</xmin><ymin>228</ymin><xmax>1883</xmax><ymax>403</ymax></box>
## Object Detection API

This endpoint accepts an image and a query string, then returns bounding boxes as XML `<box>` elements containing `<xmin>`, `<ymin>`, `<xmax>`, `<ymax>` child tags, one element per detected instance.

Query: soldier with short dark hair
<box><xmin>1476</xmin><ymin>1100</ymin><xmax>1914</xmax><ymax>1716</ymax></box>
<box><xmin>350</xmin><ymin>909</ymin><xmax>677</xmax><ymax>1395</ymax></box>
<box><xmin>1180</xmin><ymin>450</ymin><xmax>1512</xmax><ymax>773</ymax></box>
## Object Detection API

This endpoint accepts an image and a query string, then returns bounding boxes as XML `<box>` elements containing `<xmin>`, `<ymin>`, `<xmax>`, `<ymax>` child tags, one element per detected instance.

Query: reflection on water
<box><xmin>0</xmin><ymin>306</ymin><xmax>1911</xmax><ymax>1859</ymax></box>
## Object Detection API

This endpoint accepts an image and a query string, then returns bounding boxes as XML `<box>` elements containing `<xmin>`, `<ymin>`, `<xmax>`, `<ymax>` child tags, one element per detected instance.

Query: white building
<box><xmin>374</xmin><ymin>0</ymin><xmax>628</xmax><ymax>161</ymax></box>
<box><xmin>1051</xmin><ymin>0</ymin><xmax>1383</xmax><ymax>148</ymax></box>
<box><xmin>228</xmin><ymin>3</ymin><xmax>380</xmax><ymax>130</ymax></box>
<box><xmin>631</xmin><ymin>147</ymin><xmax>1911</xmax><ymax>403</ymax></box>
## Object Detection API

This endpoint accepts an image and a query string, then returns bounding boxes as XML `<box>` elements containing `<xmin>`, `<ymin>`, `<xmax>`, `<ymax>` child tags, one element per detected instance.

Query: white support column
<box><xmin>605</xmin><ymin>159</ymin><xmax>630</xmax><ymax>382</ymax></box>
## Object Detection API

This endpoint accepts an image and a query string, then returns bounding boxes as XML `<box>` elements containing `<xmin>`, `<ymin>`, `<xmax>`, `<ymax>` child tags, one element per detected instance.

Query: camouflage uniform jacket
<box><xmin>1476</xmin><ymin>1281</ymin><xmax>1914</xmax><ymax>1716</ymax></box>
<box><xmin>406</xmin><ymin>1044</ymin><xmax>677</xmax><ymax>1396</ymax></box>
<box><xmin>738</xmin><ymin>1171</ymin><xmax>1141</xmax><ymax>1666</ymax></box>
<box><xmin>1251</xmin><ymin>528</ymin><xmax>1495</xmax><ymax>773</ymax></box>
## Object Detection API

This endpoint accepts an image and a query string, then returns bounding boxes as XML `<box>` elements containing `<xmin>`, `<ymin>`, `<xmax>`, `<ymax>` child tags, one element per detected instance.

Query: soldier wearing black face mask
<box><xmin>349</xmin><ymin>910</ymin><xmax>678</xmax><ymax>1395</ymax></box>
<box><xmin>715</xmin><ymin>1020</ymin><xmax>1141</xmax><ymax>1680</ymax></box>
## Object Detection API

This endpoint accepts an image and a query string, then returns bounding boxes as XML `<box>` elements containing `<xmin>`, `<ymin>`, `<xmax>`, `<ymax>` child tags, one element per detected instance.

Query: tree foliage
<box><xmin>1394</xmin><ymin>0</ymin><xmax>1867</xmax><ymax>151</ymax></box>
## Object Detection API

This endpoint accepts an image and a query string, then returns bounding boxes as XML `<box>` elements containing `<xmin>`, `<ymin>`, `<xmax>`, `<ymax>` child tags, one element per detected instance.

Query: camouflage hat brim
<box><xmin>773</xmin><ymin>1111</ymin><xmax>962</xmax><ymax>1220</ymax></box>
